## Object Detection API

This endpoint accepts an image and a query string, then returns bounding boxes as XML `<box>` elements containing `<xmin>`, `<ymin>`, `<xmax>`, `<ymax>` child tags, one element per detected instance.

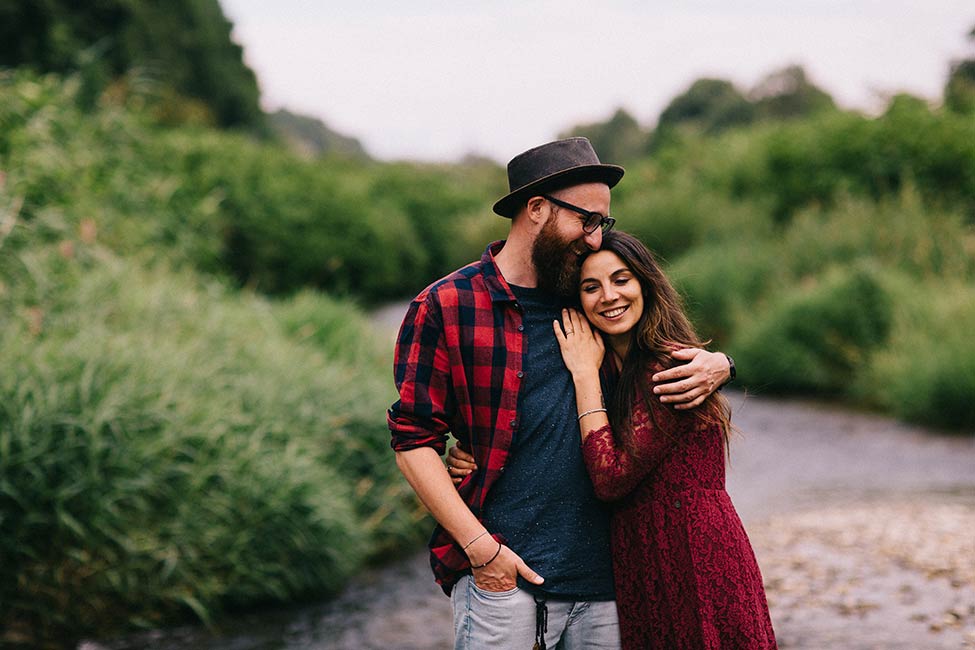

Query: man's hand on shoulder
<box><xmin>651</xmin><ymin>348</ymin><xmax>731</xmax><ymax>410</ymax></box>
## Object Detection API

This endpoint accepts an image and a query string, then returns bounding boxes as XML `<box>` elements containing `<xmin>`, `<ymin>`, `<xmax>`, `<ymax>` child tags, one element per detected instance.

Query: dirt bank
<box><xmin>85</xmin><ymin>388</ymin><xmax>975</xmax><ymax>650</ymax></box>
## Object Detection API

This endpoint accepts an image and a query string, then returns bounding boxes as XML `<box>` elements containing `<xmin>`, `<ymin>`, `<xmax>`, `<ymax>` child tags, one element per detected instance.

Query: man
<box><xmin>388</xmin><ymin>137</ymin><xmax>732</xmax><ymax>649</ymax></box>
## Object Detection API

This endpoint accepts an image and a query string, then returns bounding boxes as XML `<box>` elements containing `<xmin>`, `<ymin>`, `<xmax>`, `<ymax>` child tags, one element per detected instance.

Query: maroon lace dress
<box><xmin>582</xmin><ymin>369</ymin><xmax>777</xmax><ymax>649</ymax></box>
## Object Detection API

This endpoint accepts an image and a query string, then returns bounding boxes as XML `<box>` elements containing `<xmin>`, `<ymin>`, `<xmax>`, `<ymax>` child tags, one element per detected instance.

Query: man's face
<box><xmin>531</xmin><ymin>183</ymin><xmax>611</xmax><ymax>296</ymax></box>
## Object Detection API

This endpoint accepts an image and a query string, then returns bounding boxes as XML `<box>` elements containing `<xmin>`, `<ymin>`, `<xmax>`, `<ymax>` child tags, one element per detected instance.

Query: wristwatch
<box><xmin>724</xmin><ymin>353</ymin><xmax>736</xmax><ymax>383</ymax></box>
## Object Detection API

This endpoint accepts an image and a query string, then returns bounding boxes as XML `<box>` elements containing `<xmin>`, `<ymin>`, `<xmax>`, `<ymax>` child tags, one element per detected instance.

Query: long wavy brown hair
<box><xmin>580</xmin><ymin>231</ymin><xmax>731</xmax><ymax>459</ymax></box>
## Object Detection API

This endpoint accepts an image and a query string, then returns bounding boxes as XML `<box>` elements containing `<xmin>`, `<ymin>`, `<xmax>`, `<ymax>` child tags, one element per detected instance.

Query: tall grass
<box><xmin>0</xmin><ymin>244</ymin><xmax>425</xmax><ymax>646</ymax></box>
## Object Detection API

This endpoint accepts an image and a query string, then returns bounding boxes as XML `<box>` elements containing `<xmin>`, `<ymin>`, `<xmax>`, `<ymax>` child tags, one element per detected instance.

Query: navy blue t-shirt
<box><xmin>480</xmin><ymin>284</ymin><xmax>615</xmax><ymax>601</ymax></box>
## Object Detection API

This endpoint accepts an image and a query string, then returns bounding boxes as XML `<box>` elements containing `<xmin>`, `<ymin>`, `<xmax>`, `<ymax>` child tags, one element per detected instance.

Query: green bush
<box><xmin>727</xmin><ymin>105</ymin><xmax>975</xmax><ymax>222</ymax></box>
<box><xmin>0</xmin><ymin>250</ymin><xmax>424</xmax><ymax>646</ymax></box>
<box><xmin>667</xmin><ymin>240</ymin><xmax>780</xmax><ymax>346</ymax></box>
<box><xmin>0</xmin><ymin>70</ymin><xmax>500</xmax><ymax>303</ymax></box>
<box><xmin>732</xmin><ymin>264</ymin><xmax>893</xmax><ymax>395</ymax></box>
<box><xmin>781</xmin><ymin>189</ymin><xmax>975</xmax><ymax>282</ymax></box>
<box><xmin>868</xmin><ymin>280</ymin><xmax>975</xmax><ymax>431</ymax></box>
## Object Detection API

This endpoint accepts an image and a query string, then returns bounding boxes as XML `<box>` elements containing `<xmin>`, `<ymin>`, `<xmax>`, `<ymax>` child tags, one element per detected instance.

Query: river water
<box><xmin>82</xmin><ymin>304</ymin><xmax>975</xmax><ymax>649</ymax></box>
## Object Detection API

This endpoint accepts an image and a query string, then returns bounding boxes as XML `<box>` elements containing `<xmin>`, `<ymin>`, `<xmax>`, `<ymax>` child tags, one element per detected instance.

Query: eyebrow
<box><xmin>580</xmin><ymin>267</ymin><xmax>631</xmax><ymax>284</ymax></box>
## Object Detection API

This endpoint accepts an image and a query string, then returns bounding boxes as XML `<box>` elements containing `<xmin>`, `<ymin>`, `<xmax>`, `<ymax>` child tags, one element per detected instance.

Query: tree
<box><xmin>268</xmin><ymin>109</ymin><xmax>369</xmax><ymax>159</ymax></box>
<box><xmin>944</xmin><ymin>25</ymin><xmax>975</xmax><ymax>114</ymax></box>
<box><xmin>656</xmin><ymin>78</ymin><xmax>755</xmax><ymax>134</ymax></box>
<box><xmin>0</xmin><ymin>0</ymin><xmax>263</xmax><ymax>129</ymax></box>
<box><xmin>749</xmin><ymin>65</ymin><xmax>836</xmax><ymax>120</ymax></box>
<box><xmin>560</xmin><ymin>108</ymin><xmax>649</xmax><ymax>163</ymax></box>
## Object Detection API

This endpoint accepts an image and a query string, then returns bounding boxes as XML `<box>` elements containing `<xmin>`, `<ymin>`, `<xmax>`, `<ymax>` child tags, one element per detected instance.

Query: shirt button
<box><xmin>673</xmin><ymin>499</ymin><xmax>682</xmax><ymax>509</ymax></box>
<box><xmin>517</xmin><ymin>325</ymin><xmax>524</xmax><ymax>332</ymax></box>
<box><xmin>509</xmin><ymin>419</ymin><xmax>517</xmax><ymax>428</ymax></box>
<box><xmin>516</xmin><ymin>371</ymin><xmax>524</xmax><ymax>378</ymax></box>
<box><xmin>499</xmin><ymin>465</ymin><xmax>506</xmax><ymax>473</ymax></box>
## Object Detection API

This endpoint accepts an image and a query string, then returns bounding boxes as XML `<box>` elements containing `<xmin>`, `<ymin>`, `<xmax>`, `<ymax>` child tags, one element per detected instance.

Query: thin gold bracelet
<box><xmin>462</xmin><ymin>530</ymin><xmax>489</xmax><ymax>551</ymax></box>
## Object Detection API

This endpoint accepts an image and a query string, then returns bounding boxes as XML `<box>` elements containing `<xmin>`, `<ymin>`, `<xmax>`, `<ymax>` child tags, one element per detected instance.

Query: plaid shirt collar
<box><xmin>482</xmin><ymin>240</ymin><xmax>518</xmax><ymax>304</ymax></box>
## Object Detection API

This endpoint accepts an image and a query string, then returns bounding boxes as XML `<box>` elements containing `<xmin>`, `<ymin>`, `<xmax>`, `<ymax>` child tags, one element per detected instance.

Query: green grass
<box><xmin>0</xmin><ymin>248</ymin><xmax>425</xmax><ymax>646</ymax></box>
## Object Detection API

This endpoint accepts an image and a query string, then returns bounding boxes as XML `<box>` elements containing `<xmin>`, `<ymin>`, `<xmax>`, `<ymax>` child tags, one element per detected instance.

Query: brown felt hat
<box><xmin>493</xmin><ymin>137</ymin><xmax>625</xmax><ymax>218</ymax></box>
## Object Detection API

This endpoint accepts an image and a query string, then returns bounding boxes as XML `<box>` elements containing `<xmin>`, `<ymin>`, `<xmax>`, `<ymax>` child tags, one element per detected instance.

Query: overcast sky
<box><xmin>220</xmin><ymin>1</ymin><xmax>973</xmax><ymax>163</ymax></box>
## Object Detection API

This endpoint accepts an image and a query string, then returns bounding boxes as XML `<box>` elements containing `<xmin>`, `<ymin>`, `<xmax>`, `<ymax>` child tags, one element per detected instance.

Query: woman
<box><xmin>553</xmin><ymin>230</ymin><xmax>776</xmax><ymax>649</ymax></box>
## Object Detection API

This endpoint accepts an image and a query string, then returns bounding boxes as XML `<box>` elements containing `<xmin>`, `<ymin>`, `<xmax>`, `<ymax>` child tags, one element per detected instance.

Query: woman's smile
<box><xmin>599</xmin><ymin>305</ymin><xmax>629</xmax><ymax>320</ymax></box>
<box><xmin>579</xmin><ymin>250</ymin><xmax>645</xmax><ymax>355</ymax></box>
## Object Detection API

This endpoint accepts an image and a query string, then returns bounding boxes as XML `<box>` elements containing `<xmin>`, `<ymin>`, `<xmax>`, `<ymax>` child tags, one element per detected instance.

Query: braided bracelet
<box><xmin>471</xmin><ymin>542</ymin><xmax>502</xmax><ymax>569</ymax></box>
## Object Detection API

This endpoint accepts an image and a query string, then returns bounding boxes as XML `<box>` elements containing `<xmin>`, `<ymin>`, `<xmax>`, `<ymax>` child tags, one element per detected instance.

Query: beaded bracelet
<box><xmin>471</xmin><ymin>542</ymin><xmax>502</xmax><ymax>569</ymax></box>
<box><xmin>577</xmin><ymin>407</ymin><xmax>607</xmax><ymax>421</ymax></box>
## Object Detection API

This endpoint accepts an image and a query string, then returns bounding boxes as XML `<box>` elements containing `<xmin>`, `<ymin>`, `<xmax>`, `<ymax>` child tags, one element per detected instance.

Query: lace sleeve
<box><xmin>580</xmin><ymin>384</ymin><xmax>679</xmax><ymax>500</ymax></box>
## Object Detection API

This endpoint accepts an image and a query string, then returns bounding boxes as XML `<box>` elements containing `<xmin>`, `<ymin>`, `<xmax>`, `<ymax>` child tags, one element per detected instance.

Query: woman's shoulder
<box><xmin>635</xmin><ymin>358</ymin><xmax>701</xmax><ymax>424</ymax></box>
<box><xmin>640</xmin><ymin>356</ymin><xmax>675</xmax><ymax>382</ymax></box>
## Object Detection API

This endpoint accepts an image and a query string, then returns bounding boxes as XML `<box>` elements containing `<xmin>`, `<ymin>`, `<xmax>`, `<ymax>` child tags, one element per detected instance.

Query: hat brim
<box><xmin>492</xmin><ymin>164</ymin><xmax>625</xmax><ymax>218</ymax></box>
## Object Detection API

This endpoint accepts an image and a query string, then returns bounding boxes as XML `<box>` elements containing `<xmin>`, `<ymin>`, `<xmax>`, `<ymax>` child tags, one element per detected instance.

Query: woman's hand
<box><xmin>446</xmin><ymin>444</ymin><xmax>477</xmax><ymax>486</ymax></box>
<box><xmin>553</xmin><ymin>308</ymin><xmax>604</xmax><ymax>378</ymax></box>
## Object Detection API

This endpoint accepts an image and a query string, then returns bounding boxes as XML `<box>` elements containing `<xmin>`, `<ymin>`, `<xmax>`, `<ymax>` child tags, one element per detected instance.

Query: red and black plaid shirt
<box><xmin>388</xmin><ymin>241</ymin><xmax>525</xmax><ymax>595</ymax></box>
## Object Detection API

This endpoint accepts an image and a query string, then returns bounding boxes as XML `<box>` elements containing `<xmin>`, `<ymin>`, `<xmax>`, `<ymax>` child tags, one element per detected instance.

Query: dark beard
<box><xmin>531</xmin><ymin>220</ymin><xmax>581</xmax><ymax>296</ymax></box>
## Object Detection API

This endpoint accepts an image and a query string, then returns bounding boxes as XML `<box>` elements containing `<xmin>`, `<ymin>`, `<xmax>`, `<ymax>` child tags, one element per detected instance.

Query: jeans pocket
<box><xmin>470</xmin><ymin>580</ymin><xmax>519</xmax><ymax>599</ymax></box>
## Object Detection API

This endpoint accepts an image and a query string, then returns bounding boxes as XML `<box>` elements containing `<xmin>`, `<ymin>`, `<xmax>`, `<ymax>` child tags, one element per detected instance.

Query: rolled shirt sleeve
<box><xmin>388</xmin><ymin>295</ymin><xmax>455</xmax><ymax>454</ymax></box>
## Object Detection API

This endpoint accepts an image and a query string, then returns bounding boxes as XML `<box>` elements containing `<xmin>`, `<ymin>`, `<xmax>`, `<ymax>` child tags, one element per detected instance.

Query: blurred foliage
<box><xmin>560</xmin><ymin>108</ymin><xmax>649</xmax><ymax>163</ymax></box>
<box><xmin>633</xmin><ymin>109</ymin><xmax>974</xmax><ymax>428</ymax></box>
<box><xmin>868</xmin><ymin>279</ymin><xmax>975</xmax><ymax>430</ymax></box>
<box><xmin>946</xmin><ymin>59</ymin><xmax>975</xmax><ymax>114</ymax></box>
<box><xmin>748</xmin><ymin>65</ymin><xmax>837</xmax><ymax>120</ymax></box>
<box><xmin>0</xmin><ymin>0</ymin><xmax>263</xmax><ymax>129</ymax></box>
<box><xmin>596</xmin><ymin>38</ymin><xmax>975</xmax><ymax>430</ymax></box>
<box><xmin>657</xmin><ymin>78</ymin><xmax>755</xmax><ymax>136</ymax></box>
<box><xmin>578</xmin><ymin>65</ymin><xmax>839</xmax><ymax>161</ymax></box>
<box><xmin>268</xmin><ymin>109</ymin><xmax>370</xmax><ymax>159</ymax></box>
<box><xmin>944</xmin><ymin>26</ymin><xmax>975</xmax><ymax>114</ymax></box>
<box><xmin>0</xmin><ymin>69</ymin><xmax>505</xmax><ymax>303</ymax></box>
<box><xmin>743</xmin><ymin>98</ymin><xmax>975</xmax><ymax>222</ymax></box>
<box><xmin>733</xmin><ymin>263</ymin><xmax>894</xmax><ymax>395</ymax></box>
<box><xmin>648</xmin><ymin>65</ymin><xmax>836</xmax><ymax>151</ymax></box>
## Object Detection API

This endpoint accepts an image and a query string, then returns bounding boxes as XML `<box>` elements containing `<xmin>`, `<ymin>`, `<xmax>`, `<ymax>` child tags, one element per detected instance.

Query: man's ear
<box><xmin>525</xmin><ymin>195</ymin><xmax>548</xmax><ymax>226</ymax></box>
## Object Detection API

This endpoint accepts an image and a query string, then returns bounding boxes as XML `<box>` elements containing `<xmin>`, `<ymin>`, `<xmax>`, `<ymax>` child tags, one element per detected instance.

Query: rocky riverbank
<box><xmin>84</xmin><ymin>390</ymin><xmax>975</xmax><ymax>650</ymax></box>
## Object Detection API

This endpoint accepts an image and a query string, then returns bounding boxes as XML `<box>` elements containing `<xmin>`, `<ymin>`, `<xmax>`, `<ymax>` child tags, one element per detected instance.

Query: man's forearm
<box><xmin>395</xmin><ymin>446</ymin><xmax>487</xmax><ymax>551</ymax></box>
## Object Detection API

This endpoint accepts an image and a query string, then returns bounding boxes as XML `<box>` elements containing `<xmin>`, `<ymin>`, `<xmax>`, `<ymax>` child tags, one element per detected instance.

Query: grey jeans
<box><xmin>451</xmin><ymin>574</ymin><xmax>621</xmax><ymax>649</ymax></box>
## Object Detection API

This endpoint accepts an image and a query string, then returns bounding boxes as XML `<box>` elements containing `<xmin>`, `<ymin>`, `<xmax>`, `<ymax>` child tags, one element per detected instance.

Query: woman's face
<box><xmin>579</xmin><ymin>250</ymin><xmax>644</xmax><ymax>340</ymax></box>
